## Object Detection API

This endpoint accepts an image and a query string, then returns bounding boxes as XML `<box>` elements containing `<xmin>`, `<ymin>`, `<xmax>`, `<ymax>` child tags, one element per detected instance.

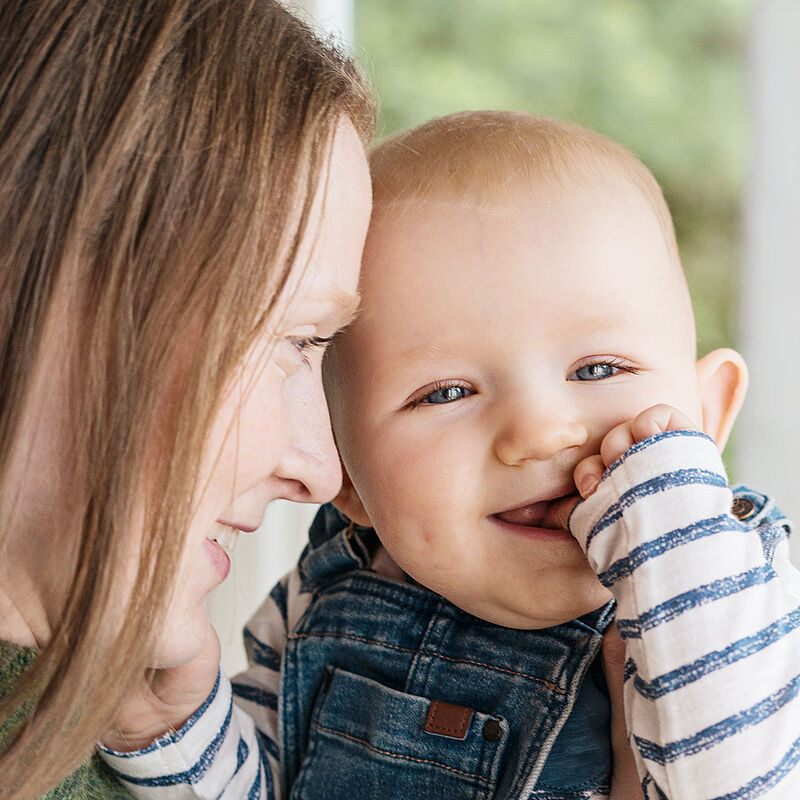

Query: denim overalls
<box><xmin>280</xmin><ymin>505</ymin><xmax>616</xmax><ymax>800</ymax></box>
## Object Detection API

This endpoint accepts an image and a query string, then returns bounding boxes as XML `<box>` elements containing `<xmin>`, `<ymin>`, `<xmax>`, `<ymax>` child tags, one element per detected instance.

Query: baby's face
<box><xmin>327</xmin><ymin>181</ymin><xmax>705</xmax><ymax>628</ymax></box>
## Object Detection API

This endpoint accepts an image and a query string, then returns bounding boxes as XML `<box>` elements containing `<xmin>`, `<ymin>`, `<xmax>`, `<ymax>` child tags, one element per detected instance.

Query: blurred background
<box><xmin>209</xmin><ymin>0</ymin><xmax>800</xmax><ymax>673</ymax></box>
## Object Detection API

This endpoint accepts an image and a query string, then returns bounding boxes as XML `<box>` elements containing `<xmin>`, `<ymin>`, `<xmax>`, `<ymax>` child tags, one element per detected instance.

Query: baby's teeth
<box><xmin>212</xmin><ymin>523</ymin><xmax>240</xmax><ymax>556</ymax></box>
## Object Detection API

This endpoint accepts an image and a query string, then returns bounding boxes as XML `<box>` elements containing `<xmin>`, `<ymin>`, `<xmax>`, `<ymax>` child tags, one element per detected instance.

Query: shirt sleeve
<box><xmin>569</xmin><ymin>429</ymin><xmax>800</xmax><ymax>800</ymax></box>
<box><xmin>99</xmin><ymin>568</ymin><xmax>312</xmax><ymax>800</ymax></box>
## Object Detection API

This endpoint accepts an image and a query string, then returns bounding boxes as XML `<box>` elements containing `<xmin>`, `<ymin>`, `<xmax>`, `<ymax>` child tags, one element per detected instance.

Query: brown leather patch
<box><xmin>424</xmin><ymin>700</ymin><xmax>473</xmax><ymax>739</ymax></box>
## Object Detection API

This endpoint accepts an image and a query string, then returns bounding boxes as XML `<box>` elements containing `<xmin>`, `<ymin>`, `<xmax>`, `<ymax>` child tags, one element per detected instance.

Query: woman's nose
<box><xmin>494</xmin><ymin>397</ymin><xmax>588</xmax><ymax>466</ymax></box>
<box><xmin>274</xmin><ymin>373</ymin><xmax>342</xmax><ymax>503</ymax></box>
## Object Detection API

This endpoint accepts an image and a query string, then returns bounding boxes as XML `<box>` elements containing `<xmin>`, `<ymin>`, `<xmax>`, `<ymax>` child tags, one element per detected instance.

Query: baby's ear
<box><xmin>695</xmin><ymin>348</ymin><xmax>748</xmax><ymax>451</ymax></box>
<box><xmin>332</xmin><ymin>461</ymin><xmax>372</xmax><ymax>527</ymax></box>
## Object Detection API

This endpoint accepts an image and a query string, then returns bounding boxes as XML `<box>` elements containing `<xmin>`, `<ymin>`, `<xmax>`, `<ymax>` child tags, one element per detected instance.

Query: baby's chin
<box><xmin>466</xmin><ymin>605</ymin><xmax>601</xmax><ymax>631</ymax></box>
<box><xmin>444</xmin><ymin>585</ymin><xmax>613</xmax><ymax>631</ymax></box>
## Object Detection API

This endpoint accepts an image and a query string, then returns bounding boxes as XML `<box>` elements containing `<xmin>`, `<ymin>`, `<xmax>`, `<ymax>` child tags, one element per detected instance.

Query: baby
<box><xmin>104</xmin><ymin>112</ymin><xmax>800</xmax><ymax>799</ymax></box>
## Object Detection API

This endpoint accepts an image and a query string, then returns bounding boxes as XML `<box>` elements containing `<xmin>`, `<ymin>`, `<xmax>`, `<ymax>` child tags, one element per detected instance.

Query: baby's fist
<box><xmin>599</xmin><ymin>404</ymin><xmax>697</xmax><ymax>467</ymax></box>
<box><xmin>574</xmin><ymin>404</ymin><xmax>697</xmax><ymax>499</ymax></box>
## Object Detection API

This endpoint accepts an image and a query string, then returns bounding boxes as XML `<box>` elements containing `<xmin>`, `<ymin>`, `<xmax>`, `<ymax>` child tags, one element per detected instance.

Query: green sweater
<box><xmin>0</xmin><ymin>640</ymin><xmax>134</xmax><ymax>799</ymax></box>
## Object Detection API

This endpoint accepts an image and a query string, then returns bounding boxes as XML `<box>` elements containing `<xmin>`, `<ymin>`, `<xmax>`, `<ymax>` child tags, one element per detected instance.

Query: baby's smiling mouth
<box><xmin>492</xmin><ymin>491</ymin><xmax>579</xmax><ymax>532</ymax></box>
<box><xmin>494</xmin><ymin>500</ymin><xmax>552</xmax><ymax>527</ymax></box>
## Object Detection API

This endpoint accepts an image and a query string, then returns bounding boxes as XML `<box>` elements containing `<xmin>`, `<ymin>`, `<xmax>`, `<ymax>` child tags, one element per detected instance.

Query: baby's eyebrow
<box><xmin>566</xmin><ymin>314</ymin><xmax>637</xmax><ymax>336</ymax></box>
<box><xmin>391</xmin><ymin>338</ymin><xmax>453</xmax><ymax>363</ymax></box>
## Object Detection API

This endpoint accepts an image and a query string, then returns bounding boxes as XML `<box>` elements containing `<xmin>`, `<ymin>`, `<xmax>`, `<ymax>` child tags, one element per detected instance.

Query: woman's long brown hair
<box><xmin>0</xmin><ymin>1</ymin><xmax>374</xmax><ymax>795</ymax></box>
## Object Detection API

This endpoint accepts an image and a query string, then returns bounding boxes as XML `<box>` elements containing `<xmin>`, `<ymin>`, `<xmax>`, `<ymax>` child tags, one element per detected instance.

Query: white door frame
<box><xmin>295</xmin><ymin>0</ymin><xmax>354</xmax><ymax>44</ymax></box>
<box><xmin>740</xmin><ymin>0</ymin><xmax>800</xmax><ymax>564</ymax></box>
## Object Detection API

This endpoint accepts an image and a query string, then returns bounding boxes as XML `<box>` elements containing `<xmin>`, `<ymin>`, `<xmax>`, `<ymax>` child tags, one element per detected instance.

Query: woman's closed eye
<box><xmin>567</xmin><ymin>358</ymin><xmax>640</xmax><ymax>382</ymax></box>
<box><xmin>288</xmin><ymin>335</ymin><xmax>334</xmax><ymax>366</ymax></box>
<box><xmin>407</xmin><ymin>381</ymin><xmax>475</xmax><ymax>408</ymax></box>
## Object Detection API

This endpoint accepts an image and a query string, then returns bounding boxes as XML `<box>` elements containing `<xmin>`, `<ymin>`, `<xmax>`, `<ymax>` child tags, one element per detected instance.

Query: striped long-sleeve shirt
<box><xmin>100</xmin><ymin>430</ymin><xmax>800</xmax><ymax>799</ymax></box>
<box><xmin>570</xmin><ymin>430</ymin><xmax>800</xmax><ymax>799</ymax></box>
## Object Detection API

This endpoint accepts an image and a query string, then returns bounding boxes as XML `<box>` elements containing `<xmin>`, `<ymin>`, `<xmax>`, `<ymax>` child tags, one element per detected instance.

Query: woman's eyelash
<box><xmin>292</xmin><ymin>335</ymin><xmax>334</xmax><ymax>349</ymax></box>
<box><xmin>290</xmin><ymin>335</ymin><xmax>334</xmax><ymax>364</ymax></box>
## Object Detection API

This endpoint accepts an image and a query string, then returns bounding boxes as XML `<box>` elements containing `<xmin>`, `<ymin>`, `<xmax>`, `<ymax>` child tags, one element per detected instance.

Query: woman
<box><xmin>0</xmin><ymin>1</ymin><xmax>374</xmax><ymax>797</ymax></box>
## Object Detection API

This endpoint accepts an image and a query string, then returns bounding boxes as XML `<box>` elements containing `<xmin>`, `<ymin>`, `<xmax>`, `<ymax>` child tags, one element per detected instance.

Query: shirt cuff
<box><xmin>99</xmin><ymin>669</ymin><xmax>233</xmax><ymax>791</ymax></box>
<box><xmin>569</xmin><ymin>430</ymin><xmax>732</xmax><ymax>578</ymax></box>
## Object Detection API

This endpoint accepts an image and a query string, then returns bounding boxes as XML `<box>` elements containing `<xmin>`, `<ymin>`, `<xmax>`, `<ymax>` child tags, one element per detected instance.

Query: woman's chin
<box><xmin>150</xmin><ymin>608</ymin><xmax>213</xmax><ymax>669</ymax></box>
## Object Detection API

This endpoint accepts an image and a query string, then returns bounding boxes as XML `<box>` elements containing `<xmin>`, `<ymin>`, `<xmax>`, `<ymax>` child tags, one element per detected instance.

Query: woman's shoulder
<box><xmin>39</xmin><ymin>753</ymin><xmax>135</xmax><ymax>800</ymax></box>
<box><xmin>0</xmin><ymin>639</ymin><xmax>38</xmax><ymax>695</ymax></box>
<box><xmin>0</xmin><ymin>639</ymin><xmax>39</xmax><ymax>745</ymax></box>
<box><xmin>0</xmin><ymin>640</ymin><xmax>134</xmax><ymax>799</ymax></box>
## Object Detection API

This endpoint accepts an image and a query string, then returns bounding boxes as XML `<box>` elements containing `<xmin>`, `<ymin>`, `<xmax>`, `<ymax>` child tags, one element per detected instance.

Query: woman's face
<box><xmin>152</xmin><ymin>120</ymin><xmax>371</xmax><ymax>667</ymax></box>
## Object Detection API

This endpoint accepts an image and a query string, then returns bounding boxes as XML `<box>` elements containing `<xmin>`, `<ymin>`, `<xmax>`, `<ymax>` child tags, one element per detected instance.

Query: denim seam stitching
<box><xmin>288</xmin><ymin>631</ymin><xmax>566</xmax><ymax>693</ymax></box>
<box><xmin>322</xmin><ymin>580</ymin><xmax>444</xmax><ymax>613</ymax></box>
<box><xmin>310</xmin><ymin>720</ymin><xmax>495</xmax><ymax>784</ymax></box>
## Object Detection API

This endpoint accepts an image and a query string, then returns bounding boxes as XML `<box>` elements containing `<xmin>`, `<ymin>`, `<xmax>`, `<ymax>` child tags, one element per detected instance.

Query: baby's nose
<box><xmin>494</xmin><ymin>404</ymin><xmax>588</xmax><ymax>465</ymax></box>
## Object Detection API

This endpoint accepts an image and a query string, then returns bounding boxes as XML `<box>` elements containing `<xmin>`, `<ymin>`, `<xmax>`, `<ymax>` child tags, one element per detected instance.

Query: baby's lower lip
<box><xmin>490</xmin><ymin>514</ymin><xmax>574</xmax><ymax>542</ymax></box>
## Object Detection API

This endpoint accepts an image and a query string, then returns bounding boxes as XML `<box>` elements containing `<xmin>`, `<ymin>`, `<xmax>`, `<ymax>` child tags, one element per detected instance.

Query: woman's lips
<box><xmin>205</xmin><ymin>522</ymin><xmax>252</xmax><ymax>581</ymax></box>
<box><xmin>211</xmin><ymin>523</ymin><xmax>241</xmax><ymax>555</ymax></box>
<box><xmin>204</xmin><ymin>537</ymin><xmax>231</xmax><ymax>580</ymax></box>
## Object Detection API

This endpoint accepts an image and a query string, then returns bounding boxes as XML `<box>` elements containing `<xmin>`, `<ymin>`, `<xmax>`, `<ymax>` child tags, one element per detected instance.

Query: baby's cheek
<box><xmin>380</xmin><ymin>519</ymin><xmax>460</xmax><ymax>585</ymax></box>
<box><xmin>584</xmin><ymin>412</ymin><xmax>631</xmax><ymax>455</ymax></box>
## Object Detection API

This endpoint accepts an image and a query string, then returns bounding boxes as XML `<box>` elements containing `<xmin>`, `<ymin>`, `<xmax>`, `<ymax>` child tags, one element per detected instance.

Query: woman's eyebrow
<box><xmin>329</xmin><ymin>287</ymin><xmax>361</xmax><ymax>320</ymax></box>
<box><xmin>298</xmin><ymin>287</ymin><xmax>361</xmax><ymax>331</ymax></box>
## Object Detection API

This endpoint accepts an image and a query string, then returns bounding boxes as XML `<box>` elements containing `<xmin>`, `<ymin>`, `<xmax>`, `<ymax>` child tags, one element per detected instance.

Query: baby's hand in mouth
<box><xmin>545</xmin><ymin>492</ymin><xmax>582</xmax><ymax>531</ymax></box>
<box><xmin>574</xmin><ymin>403</ymin><xmax>698</xmax><ymax>500</ymax></box>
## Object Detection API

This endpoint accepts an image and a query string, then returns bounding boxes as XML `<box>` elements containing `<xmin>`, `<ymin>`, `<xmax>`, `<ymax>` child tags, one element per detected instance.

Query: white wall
<box><xmin>739</xmin><ymin>0</ymin><xmax>800</xmax><ymax>566</ymax></box>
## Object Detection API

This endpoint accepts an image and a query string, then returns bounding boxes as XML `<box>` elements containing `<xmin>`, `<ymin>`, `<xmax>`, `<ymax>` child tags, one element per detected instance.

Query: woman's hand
<box><xmin>101</xmin><ymin>626</ymin><xmax>221</xmax><ymax>752</ymax></box>
<box><xmin>603</xmin><ymin>623</ymin><xmax>644</xmax><ymax>800</ymax></box>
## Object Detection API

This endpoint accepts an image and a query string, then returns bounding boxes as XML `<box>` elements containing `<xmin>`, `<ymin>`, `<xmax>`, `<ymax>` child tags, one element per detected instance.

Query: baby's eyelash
<box><xmin>568</xmin><ymin>356</ymin><xmax>642</xmax><ymax>382</ymax></box>
<box><xmin>585</xmin><ymin>356</ymin><xmax>640</xmax><ymax>372</ymax></box>
<box><xmin>406</xmin><ymin>380</ymin><xmax>472</xmax><ymax>408</ymax></box>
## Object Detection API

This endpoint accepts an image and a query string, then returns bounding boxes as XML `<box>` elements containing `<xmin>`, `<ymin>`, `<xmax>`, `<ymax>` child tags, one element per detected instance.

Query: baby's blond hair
<box><xmin>370</xmin><ymin>110</ymin><xmax>679</xmax><ymax>264</ymax></box>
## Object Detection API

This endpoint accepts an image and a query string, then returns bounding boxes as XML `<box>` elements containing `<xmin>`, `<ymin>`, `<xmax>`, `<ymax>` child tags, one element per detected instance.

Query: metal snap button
<box><xmin>482</xmin><ymin>719</ymin><xmax>502</xmax><ymax>742</ymax></box>
<box><xmin>731</xmin><ymin>497</ymin><xmax>756</xmax><ymax>520</ymax></box>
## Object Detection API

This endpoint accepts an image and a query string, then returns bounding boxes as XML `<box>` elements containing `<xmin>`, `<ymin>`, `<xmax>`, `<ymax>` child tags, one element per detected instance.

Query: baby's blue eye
<box><xmin>572</xmin><ymin>363</ymin><xmax>619</xmax><ymax>381</ymax></box>
<box><xmin>420</xmin><ymin>385</ymin><xmax>473</xmax><ymax>404</ymax></box>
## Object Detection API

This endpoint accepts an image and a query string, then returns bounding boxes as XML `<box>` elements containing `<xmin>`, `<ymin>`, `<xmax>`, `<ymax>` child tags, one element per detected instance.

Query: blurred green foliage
<box><xmin>354</xmin><ymin>0</ymin><xmax>749</xmax><ymax>354</ymax></box>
